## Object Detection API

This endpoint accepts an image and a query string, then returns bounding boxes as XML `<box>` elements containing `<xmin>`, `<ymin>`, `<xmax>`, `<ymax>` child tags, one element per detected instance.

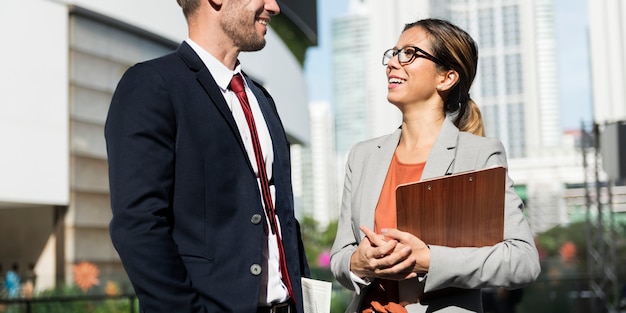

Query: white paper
<box><xmin>301</xmin><ymin>277</ymin><xmax>332</xmax><ymax>313</ymax></box>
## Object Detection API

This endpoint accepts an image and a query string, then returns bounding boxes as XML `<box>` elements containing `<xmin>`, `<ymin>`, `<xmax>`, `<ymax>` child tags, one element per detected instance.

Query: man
<box><xmin>105</xmin><ymin>0</ymin><xmax>309</xmax><ymax>312</ymax></box>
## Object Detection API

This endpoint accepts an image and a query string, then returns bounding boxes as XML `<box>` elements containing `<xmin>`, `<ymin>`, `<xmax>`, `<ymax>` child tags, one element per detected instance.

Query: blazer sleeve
<box><xmin>423</xmin><ymin>137</ymin><xmax>541</xmax><ymax>292</ymax></box>
<box><xmin>330</xmin><ymin>143</ymin><xmax>361</xmax><ymax>291</ymax></box>
<box><xmin>105</xmin><ymin>62</ymin><xmax>203</xmax><ymax>313</ymax></box>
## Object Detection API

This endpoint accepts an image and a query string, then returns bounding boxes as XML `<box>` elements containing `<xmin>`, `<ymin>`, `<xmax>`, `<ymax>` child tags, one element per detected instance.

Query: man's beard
<box><xmin>221</xmin><ymin>11</ymin><xmax>267</xmax><ymax>52</ymax></box>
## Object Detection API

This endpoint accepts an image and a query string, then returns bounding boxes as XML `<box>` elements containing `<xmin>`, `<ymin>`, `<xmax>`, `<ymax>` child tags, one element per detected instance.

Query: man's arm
<box><xmin>105</xmin><ymin>62</ymin><xmax>203</xmax><ymax>313</ymax></box>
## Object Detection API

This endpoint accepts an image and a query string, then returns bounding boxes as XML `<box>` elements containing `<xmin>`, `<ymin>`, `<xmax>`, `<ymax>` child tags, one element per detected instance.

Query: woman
<box><xmin>330</xmin><ymin>18</ymin><xmax>540</xmax><ymax>313</ymax></box>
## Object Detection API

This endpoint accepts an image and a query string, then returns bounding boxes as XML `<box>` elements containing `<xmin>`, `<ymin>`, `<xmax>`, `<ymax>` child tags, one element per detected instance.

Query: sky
<box><xmin>553</xmin><ymin>0</ymin><xmax>593</xmax><ymax>130</ymax></box>
<box><xmin>303</xmin><ymin>0</ymin><xmax>593</xmax><ymax>131</ymax></box>
<box><xmin>303</xmin><ymin>0</ymin><xmax>348</xmax><ymax>106</ymax></box>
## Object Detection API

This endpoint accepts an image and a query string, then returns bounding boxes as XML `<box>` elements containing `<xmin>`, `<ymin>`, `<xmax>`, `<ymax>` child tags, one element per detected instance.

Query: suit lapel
<box><xmin>247</xmin><ymin>78</ymin><xmax>288</xmax><ymax>171</ymax></box>
<box><xmin>246</xmin><ymin>77</ymin><xmax>295</xmax><ymax>216</ymax></box>
<box><xmin>246</xmin><ymin>77</ymin><xmax>283</xmax><ymax>151</ymax></box>
<box><xmin>176</xmin><ymin>42</ymin><xmax>252</xmax><ymax>169</ymax></box>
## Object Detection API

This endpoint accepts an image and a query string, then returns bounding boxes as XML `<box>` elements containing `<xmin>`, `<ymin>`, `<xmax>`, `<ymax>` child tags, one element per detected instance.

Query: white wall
<box><xmin>57</xmin><ymin>0</ymin><xmax>188</xmax><ymax>41</ymax></box>
<box><xmin>0</xmin><ymin>0</ymin><xmax>69</xmax><ymax>205</ymax></box>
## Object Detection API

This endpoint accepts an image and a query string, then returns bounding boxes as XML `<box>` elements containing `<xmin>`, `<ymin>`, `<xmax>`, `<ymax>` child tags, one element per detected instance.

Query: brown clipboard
<box><xmin>395</xmin><ymin>166</ymin><xmax>506</xmax><ymax>247</ymax></box>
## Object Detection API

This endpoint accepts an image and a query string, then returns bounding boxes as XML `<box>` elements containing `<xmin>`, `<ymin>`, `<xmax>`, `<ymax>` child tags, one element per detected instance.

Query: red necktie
<box><xmin>229</xmin><ymin>73</ymin><xmax>295</xmax><ymax>303</ymax></box>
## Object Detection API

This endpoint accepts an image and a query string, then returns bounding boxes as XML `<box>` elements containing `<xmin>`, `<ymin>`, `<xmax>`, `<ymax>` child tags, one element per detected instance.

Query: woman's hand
<box><xmin>349</xmin><ymin>226</ymin><xmax>418</xmax><ymax>281</ymax></box>
<box><xmin>381</xmin><ymin>228</ymin><xmax>430</xmax><ymax>274</ymax></box>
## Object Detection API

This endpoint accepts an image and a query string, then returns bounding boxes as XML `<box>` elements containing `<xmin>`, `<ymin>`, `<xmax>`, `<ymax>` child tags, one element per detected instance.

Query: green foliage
<box><xmin>331</xmin><ymin>287</ymin><xmax>353</xmax><ymax>313</ymax></box>
<box><xmin>28</xmin><ymin>298</ymin><xmax>134</xmax><ymax>313</ymax></box>
<box><xmin>300</xmin><ymin>216</ymin><xmax>338</xmax><ymax>268</ymax></box>
<box><xmin>7</xmin><ymin>285</ymin><xmax>138</xmax><ymax>313</ymax></box>
<box><xmin>536</xmin><ymin>222</ymin><xmax>588</xmax><ymax>256</ymax></box>
<box><xmin>300</xmin><ymin>216</ymin><xmax>351</xmax><ymax>312</ymax></box>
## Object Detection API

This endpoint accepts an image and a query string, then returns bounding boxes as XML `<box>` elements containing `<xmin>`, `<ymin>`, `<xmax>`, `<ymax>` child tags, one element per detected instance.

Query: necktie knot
<box><xmin>229</xmin><ymin>74</ymin><xmax>246</xmax><ymax>93</ymax></box>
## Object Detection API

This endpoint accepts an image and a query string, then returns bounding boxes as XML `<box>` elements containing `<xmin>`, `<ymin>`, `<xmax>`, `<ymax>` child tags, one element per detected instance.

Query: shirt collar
<box><xmin>185</xmin><ymin>38</ymin><xmax>244</xmax><ymax>91</ymax></box>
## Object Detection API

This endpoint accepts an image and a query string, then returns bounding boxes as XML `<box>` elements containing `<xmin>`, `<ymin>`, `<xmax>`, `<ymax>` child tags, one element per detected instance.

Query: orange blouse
<box><xmin>374</xmin><ymin>152</ymin><xmax>425</xmax><ymax>233</ymax></box>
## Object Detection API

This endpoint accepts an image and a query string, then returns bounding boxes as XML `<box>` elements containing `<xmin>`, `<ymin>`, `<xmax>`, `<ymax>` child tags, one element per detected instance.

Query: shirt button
<box><xmin>250</xmin><ymin>264</ymin><xmax>262</xmax><ymax>276</ymax></box>
<box><xmin>251</xmin><ymin>214</ymin><xmax>262</xmax><ymax>224</ymax></box>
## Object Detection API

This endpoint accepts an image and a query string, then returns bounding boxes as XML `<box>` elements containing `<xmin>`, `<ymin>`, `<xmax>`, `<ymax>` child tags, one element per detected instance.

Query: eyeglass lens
<box><xmin>382</xmin><ymin>47</ymin><xmax>417</xmax><ymax>65</ymax></box>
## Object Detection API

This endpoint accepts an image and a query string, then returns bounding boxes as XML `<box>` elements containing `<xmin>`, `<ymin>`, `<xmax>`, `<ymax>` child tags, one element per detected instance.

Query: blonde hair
<box><xmin>404</xmin><ymin>19</ymin><xmax>485</xmax><ymax>136</ymax></box>
<box><xmin>458</xmin><ymin>100</ymin><xmax>485</xmax><ymax>136</ymax></box>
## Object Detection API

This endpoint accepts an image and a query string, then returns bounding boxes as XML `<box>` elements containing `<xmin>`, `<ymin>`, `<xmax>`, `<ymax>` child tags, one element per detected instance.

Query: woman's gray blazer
<box><xmin>330</xmin><ymin>117</ymin><xmax>541</xmax><ymax>313</ymax></box>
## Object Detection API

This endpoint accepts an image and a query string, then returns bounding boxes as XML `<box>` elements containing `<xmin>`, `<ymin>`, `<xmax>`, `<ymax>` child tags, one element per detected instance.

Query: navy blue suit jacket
<box><xmin>105</xmin><ymin>42</ymin><xmax>309</xmax><ymax>313</ymax></box>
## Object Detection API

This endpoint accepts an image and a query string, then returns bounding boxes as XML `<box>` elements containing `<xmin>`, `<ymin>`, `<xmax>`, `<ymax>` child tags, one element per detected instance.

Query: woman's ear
<box><xmin>436</xmin><ymin>70</ymin><xmax>459</xmax><ymax>92</ymax></box>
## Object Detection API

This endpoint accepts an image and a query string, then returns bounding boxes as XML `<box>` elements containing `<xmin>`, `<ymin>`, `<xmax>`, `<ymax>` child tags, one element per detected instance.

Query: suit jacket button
<box><xmin>250</xmin><ymin>264</ymin><xmax>262</xmax><ymax>276</ymax></box>
<box><xmin>251</xmin><ymin>214</ymin><xmax>263</xmax><ymax>224</ymax></box>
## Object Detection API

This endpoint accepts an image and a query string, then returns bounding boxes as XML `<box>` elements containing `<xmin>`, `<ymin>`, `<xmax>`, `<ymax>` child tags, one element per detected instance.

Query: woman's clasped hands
<box><xmin>350</xmin><ymin>225</ymin><xmax>431</xmax><ymax>281</ymax></box>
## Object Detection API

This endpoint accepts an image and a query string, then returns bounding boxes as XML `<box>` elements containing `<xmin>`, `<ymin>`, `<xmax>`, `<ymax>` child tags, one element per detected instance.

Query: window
<box><xmin>505</xmin><ymin>53</ymin><xmax>523</xmax><ymax>94</ymax></box>
<box><xmin>478</xmin><ymin>8</ymin><xmax>495</xmax><ymax>48</ymax></box>
<box><xmin>502</xmin><ymin>5</ymin><xmax>520</xmax><ymax>46</ymax></box>
<box><xmin>507</xmin><ymin>102</ymin><xmax>525</xmax><ymax>157</ymax></box>
<box><xmin>482</xmin><ymin>104</ymin><xmax>499</xmax><ymax>138</ymax></box>
<box><xmin>480</xmin><ymin>56</ymin><xmax>497</xmax><ymax>97</ymax></box>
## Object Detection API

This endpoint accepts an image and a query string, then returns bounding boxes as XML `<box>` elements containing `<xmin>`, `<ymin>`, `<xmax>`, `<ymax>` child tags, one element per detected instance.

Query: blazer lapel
<box><xmin>422</xmin><ymin>116</ymin><xmax>459</xmax><ymax>179</ymax></box>
<box><xmin>246</xmin><ymin>77</ymin><xmax>290</xmax><ymax>202</ymax></box>
<box><xmin>359</xmin><ymin>129</ymin><xmax>401</xmax><ymax>233</ymax></box>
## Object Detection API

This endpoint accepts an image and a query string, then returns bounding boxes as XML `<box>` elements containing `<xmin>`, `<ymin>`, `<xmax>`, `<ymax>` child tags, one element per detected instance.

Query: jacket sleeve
<box><xmin>330</xmin><ymin>144</ymin><xmax>361</xmax><ymax>291</ymax></box>
<box><xmin>105</xmin><ymin>62</ymin><xmax>204</xmax><ymax>313</ymax></box>
<box><xmin>424</xmin><ymin>137</ymin><xmax>541</xmax><ymax>292</ymax></box>
<box><xmin>296</xmin><ymin>220</ymin><xmax>311</xmax><ymax>278</ymax></box>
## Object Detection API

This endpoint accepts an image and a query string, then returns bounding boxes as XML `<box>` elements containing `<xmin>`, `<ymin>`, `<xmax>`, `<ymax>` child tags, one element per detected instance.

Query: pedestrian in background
<box><xmin>22</xmin><ymin>262</ymin><xmax>37</xmax><ymax>298</ymax></box>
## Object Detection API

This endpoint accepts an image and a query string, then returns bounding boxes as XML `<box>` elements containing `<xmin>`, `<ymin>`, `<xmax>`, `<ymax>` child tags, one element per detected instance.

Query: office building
<box><xmin>587</xmin><ymin>0</ymin><xmax>626</xmax><ymax>124</ymax></box>
<box><xmin>299</xmin><ymin>102</ymin><xmax>339</xmax><ymax>227</ymax></box>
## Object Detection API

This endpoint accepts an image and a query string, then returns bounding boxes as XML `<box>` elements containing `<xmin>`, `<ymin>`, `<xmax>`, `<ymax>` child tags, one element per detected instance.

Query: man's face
<box><xmin>221</xmin><ymin>0</ymin><xmax>280</xmax><ymax>52</ymax></box>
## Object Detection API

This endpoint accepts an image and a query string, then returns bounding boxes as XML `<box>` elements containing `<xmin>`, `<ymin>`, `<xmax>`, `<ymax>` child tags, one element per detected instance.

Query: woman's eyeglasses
<box><xmin>382</xmin><ymin>46</ymin><xmax>445</xmax><ymax>66</ymax></box>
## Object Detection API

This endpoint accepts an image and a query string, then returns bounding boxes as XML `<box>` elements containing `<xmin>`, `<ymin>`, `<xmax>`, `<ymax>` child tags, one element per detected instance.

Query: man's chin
<box><xmin>240</xmin><ymin>40</ymin><xmax>266</xmax><ymax>52</ymax></box>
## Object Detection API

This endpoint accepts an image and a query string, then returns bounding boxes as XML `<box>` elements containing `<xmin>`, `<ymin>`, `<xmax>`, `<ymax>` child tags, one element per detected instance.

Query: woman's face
<box><xmin>386</xmin><ymin>26</ymin><xmax>442</xmax><ymax>108</ymax></box>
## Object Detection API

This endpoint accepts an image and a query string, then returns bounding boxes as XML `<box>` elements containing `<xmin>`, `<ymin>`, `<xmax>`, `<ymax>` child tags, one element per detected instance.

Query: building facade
<box><xmin>299</xmin><ymin>101</ymin><xmax>339</xmax><ymax>227</ymax></box>
<box><xmin>587</xmin><ymin>0</ymin><xmax>626</xmax><ymax>124</ymax></box>
<box><xmin>332</xmin><ymin>5</ymin><xmax>372</xmax><ymax>157</ymax></box>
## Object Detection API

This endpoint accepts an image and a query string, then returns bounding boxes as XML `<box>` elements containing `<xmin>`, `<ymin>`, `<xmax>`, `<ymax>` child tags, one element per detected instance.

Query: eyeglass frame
<box><xmin>382</xmin><ymin>46</ymin><xmax>446</xmax><ymax>67</ymax></box>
